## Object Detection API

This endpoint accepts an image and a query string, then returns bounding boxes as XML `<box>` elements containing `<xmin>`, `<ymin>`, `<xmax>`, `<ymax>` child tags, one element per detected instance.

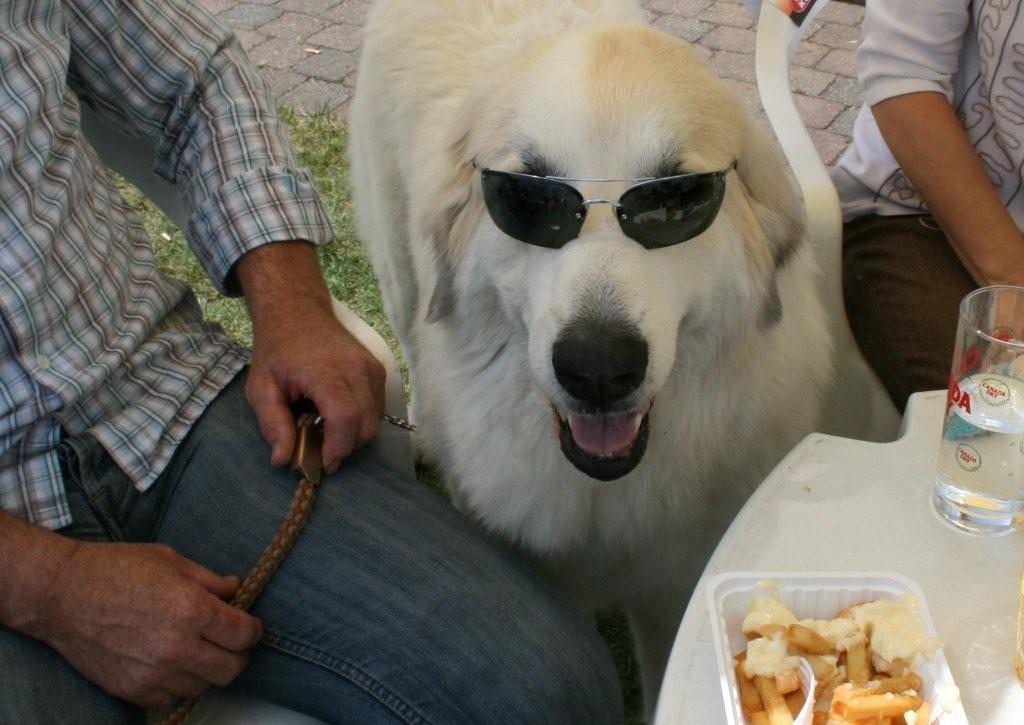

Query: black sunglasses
<box><xmin>476</xmin><ymin>163</ymin><xmax>732</xmax><ymax>250</ymax></box>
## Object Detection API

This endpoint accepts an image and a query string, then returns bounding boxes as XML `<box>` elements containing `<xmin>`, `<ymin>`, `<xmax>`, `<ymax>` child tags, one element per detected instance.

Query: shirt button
<box><xmin>36</xmin><ymin>355</ymin><xmax>51</xmax><ymax>370</ymax></box>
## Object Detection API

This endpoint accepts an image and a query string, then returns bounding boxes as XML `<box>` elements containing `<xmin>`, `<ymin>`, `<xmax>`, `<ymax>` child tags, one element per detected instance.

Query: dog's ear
<box><xmin>732</xmin><ymin>121</ymin><xmax>807</xmax><ymax>329</ymax></box>
<box><xmin>424</xmin><ymin>131</ymin><xmax>485</xmax><ymax>323</ymax></box>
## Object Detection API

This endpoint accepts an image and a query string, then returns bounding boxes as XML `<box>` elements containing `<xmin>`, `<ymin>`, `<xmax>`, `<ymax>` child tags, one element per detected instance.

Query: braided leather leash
<box><xmin>157</xmin><ymin>407</ymin><xmax>416</xmax><ymax>724</ymax></box>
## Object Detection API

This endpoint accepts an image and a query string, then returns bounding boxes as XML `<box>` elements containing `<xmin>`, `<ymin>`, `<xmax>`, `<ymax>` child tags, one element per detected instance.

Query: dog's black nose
<box><xmin>552</xmin><ymin>320</ymin><xmax>648</xmax><ymax>409</ymax></box>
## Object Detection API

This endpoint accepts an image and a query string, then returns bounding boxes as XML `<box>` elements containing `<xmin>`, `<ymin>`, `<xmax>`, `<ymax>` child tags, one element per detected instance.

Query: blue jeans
<box><xmin>0</xmin><ymin>370</ymin><xmax>621</xmax><ymax>724</ymax></box>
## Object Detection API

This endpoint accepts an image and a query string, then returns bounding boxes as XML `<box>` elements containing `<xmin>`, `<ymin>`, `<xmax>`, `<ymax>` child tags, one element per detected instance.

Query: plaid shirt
<box><xmin>0</xmin><ymin>0</ymin><xmax>332</xmax><ymax>530</ymax></box>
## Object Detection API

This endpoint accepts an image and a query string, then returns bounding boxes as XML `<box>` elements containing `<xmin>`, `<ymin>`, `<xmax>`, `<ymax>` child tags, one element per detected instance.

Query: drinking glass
<box><xmin>933</xmin><ymin>285</ymin><xmax>1024</xmax><ymax>536</ymax></box>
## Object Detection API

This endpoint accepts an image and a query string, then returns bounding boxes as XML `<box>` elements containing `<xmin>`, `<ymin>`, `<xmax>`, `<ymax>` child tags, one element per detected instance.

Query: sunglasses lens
<box><xmin>618</xmin><ymin>172</ymin><xmax>726</xmax><ymax>249</ymax></box>
<box><xmin>481</xmin><ymin>170</ymin><xmax>584</xmax><ymax>248</ymax></box>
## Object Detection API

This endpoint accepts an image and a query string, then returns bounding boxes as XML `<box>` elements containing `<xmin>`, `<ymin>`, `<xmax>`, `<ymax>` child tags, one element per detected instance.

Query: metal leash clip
<box><xmin>382</xmin><ymin>411</ymin><xmax>418</xmax><ymax>432</ymax></box>
<box><xmin>291</xmin><ymin>404</ymin><xmax>415</xmax><ymax>486</ymax></box>
<box><xmin>291</xmin><ymin>401</ymin><xmax>325</xmax><ymax>486</ymax></box>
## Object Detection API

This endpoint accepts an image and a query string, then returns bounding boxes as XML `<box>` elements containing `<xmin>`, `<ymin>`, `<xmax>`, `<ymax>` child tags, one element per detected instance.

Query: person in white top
<box><xmin>831</xmin><ymin>0</ymin><xmax>1024</xmax><ymax>411</ymax></box>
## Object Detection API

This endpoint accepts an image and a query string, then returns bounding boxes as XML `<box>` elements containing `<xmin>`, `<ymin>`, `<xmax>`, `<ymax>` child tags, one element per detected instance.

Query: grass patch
<box><xmin>125</xmin><ymin>107</ymin><xmax>642</xmax><ymax>722</ymax></box>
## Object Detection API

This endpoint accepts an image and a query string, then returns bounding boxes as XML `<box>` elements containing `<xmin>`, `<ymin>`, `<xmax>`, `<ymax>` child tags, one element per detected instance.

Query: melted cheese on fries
<box><xmin>742</xmin><ymin>631</ymin><xmax>801</xmax><ymax>678</ymax></box>
<box><xmin>849</xmin><ymin>595</ymin><xmax>941</xmax><ymax>672</ymax></box>
<box><xmin>797</xmin><ymin>617</ymin><xmax>865</xmax><ymax>652</ymax></box>
<box><xmin>733</xmin><ymin>588</ymin><xmax>945</xmax><ymax>724</ymax></box>
<box><xmin>741</xmin><ymin>593</ymin><xmax>798</xmax><ymax>634</ymax></box>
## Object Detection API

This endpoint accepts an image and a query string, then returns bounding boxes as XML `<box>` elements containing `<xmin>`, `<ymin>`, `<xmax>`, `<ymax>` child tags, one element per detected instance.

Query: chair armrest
<box><xmin>755</xmin><ymin>0</ymin><xmax>844</xmax><ymax>328</ymax></box>
<box><xmin>79</xmin><ymin>104</ymin><xmax>189</xmax><ymax>230</ymax></box>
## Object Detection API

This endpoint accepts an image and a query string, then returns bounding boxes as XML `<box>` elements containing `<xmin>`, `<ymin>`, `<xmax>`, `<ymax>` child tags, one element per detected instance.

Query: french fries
<box><xmin>846</xmin><ymin>640</ymin><xmax>872</xmax><ymax>684</ymax></box>
<box><xmin>735</xmin><ymin>656</ymin><xmax>762</xmax><ymax>714</ymax></box>
<box><xmin>804</xmin><ymin>654</ymin><xmax>836</xmax><ymax>680</ymax></box>
<box><xmin>786</xmin><ymin>623</ymin><xmax>833</xmax><ymax>655</ymax></box>
<box><xmin>875</xmin><ymin>672</ymin><xmax>922</xmax><ymax>695</ymax></box>
<box><xmin>755</xmin><ymin>623</ymin><xmax>787</xmax><ymax>640</ymax></box>
<box><xmin>753</xmin><ymin>676</ymin><xmax>793</xmax><ymax>725</ymax></box>
<box><xmin>783</xmin><ymin>690</ymin><xmax>804</xmax><ymax>717</ymax></box>
<box><xmin>815</xmin><ymin>664</ymin><xmax>847</xmax><ymax>703</ymax></box>
<box><xmin>734</xmin><ymin>597</ymin><xmax>937</xmax><ymax>725</ymax></box>
<box><xmin>831</xmin><ymin>685</ymin><xmax>922</xmax><ymax>719</ymax></box>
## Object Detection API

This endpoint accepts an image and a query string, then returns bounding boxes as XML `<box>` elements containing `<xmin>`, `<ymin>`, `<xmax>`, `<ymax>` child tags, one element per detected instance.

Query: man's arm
<box><xmin>65</xmin><ymin>0</ymin><xmax>384</xmax><ymax>463</ymax></box>
<box><xmin>871</xmin><ymin>92</ymin><xmax>1024</xmax><ymax>287</ymax></box>
<box><xmin>235</xmin><ymin>242</ymin><xmax>384</xmax><ymax>474</ymax></box>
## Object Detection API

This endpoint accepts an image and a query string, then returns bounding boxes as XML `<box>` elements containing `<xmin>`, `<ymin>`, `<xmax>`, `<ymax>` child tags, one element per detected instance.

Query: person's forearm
<box><xmin>234</xmin><ymin>241</ymin><xmax>333</xmax><ymax>329</ymax></box>
<box><xmin>871</xmin><ymin>91</ymin><xmax>1024</xmax><ymax>286</ymax></box>
<box><xmin>234</xmin><ymin>240</ymin><xmax>385</xmax><ymax>469</ymax></box>
<box><xmin>0</xmin><ymin>511</ymin><xmax>77</xmax><ymax>634</ymax></box>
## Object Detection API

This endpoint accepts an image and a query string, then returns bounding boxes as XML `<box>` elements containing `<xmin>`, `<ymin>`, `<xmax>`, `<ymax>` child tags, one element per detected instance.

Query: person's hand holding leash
<box><xmin>237</xmin><ymin>241</ymin><xmax>386</xmax><ymax>474</ymax></box>
<box><xmin>0</xmin><ymin>512</ymin><xmax>261</xmax><ymax>709</ymax></box>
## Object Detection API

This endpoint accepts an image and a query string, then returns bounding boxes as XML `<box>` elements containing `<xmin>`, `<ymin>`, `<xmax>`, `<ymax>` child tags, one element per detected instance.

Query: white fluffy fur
<box><xmin>350</xmin><ymin>0</ymin><xmax>833</xmax><ymax>713</ymax></box>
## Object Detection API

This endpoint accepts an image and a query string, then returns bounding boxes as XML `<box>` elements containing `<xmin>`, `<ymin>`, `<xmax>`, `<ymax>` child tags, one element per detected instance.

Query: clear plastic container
<box><xmin>706</xmin><ymin>571</ymin><xmax>968</xmax><ymax>724</ymax></box>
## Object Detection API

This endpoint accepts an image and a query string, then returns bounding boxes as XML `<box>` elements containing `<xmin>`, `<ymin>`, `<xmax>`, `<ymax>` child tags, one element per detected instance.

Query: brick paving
<box><xmin>202</xmin><ymin>0</ymin><xmax>864</xmax><ymax>164</ymax></box>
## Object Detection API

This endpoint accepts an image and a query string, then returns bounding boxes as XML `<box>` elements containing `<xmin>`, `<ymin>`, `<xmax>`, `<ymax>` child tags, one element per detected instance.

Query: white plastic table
<box><xmin>654</xmin><ymin>390</ymin><xmax>1024</xmax><ymax>724</ymax></box>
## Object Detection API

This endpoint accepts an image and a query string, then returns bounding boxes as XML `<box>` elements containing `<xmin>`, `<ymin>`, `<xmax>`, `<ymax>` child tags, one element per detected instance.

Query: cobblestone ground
<box><xmin>202</xmin><ymin>0</ymin><xmax>864</xmax><ymax>164</ymax></box>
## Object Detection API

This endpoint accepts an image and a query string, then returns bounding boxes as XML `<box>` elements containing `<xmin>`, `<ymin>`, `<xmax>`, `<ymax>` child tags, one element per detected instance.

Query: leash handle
<box><xmin>291</xmin><ymin>401</ymin><xmax>324</xmax><ymax>485</ymax></box>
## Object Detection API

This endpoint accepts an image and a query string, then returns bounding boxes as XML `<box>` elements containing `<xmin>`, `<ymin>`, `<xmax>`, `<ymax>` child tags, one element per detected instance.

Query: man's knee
<box><xmin>480</xmin><ymin>604</ymin><xmax>623</xmax><ymax>724</ymax></box>
<box><xmin>432</xmin><ymin>566</ymin><xmax>622</xmax><ymax>724</ymax></box>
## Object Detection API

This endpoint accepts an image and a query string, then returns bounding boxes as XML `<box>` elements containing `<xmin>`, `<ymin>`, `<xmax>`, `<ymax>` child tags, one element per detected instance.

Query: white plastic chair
<box><xmin>750</xmin><ymin>0</ymin><xmax>901</xmax><ymax>441</ymax></box>
<box><xmin>80</xmin><ymin>103</ymin><xmax>412</xmax><ymax>724</ymax></box>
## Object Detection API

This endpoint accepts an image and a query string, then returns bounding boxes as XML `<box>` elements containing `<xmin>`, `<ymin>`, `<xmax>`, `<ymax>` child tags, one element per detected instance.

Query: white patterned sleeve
<box><xmin>858</xmin><ymin>0</ymin><xmax>972</xmax><ymax>106</ymax></box>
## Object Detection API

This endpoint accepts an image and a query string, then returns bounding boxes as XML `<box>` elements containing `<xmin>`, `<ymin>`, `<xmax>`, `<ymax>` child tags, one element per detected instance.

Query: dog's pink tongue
<box><xmin>568</xmin><ymin>412</ymin><xmax>642</xmax><ymax>456</ymax></box>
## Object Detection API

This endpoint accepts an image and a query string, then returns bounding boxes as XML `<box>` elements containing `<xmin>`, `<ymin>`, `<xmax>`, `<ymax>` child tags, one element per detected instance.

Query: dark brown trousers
<box><xmin>842</xmin><ymin>214</ymin><xmax>976</xmax><ymax>412</ymax></box>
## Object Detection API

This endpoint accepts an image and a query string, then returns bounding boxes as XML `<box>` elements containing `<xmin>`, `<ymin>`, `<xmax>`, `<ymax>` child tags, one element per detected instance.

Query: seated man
<box><xmin>0</xmin><ymin>1</ymin><xmax>622</xmax><ymax>722</ymax></box>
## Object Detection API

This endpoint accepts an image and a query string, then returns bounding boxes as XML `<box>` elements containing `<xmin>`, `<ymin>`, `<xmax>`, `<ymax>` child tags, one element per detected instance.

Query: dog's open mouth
<box><xmin>553</xmin><ymin>405</ymin><xmax>651</xmax><ymax>481</ymax></box>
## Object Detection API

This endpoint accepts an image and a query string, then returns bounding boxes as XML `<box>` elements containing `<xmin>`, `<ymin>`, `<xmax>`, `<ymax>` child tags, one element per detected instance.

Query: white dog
<box><xmin>350</xmin><ymin>0</ymin><xmax>832</xmax><ymax>713</ymax></box>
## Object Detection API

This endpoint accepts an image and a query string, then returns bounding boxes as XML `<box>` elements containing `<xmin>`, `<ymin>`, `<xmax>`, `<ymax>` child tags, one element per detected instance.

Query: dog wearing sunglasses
<box><xmin>350</xmin><ymin>0</ymin><xmax>832</xmax><ymax>713</ymax></box>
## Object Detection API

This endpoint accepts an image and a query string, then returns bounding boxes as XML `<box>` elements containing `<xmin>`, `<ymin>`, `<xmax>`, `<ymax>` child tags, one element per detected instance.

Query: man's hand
<box><xmin>246</xmin><ymin>301</ymin><xmax>386</xmax><ymax>473</ymax></box>
<box><xmin>27</xmin><ymin>540</ymin><xmax>262</xmax><ymax>708</ymax></box>
<box><xmin>236</xmin><ymin>242</ymin><xmax>386</xmax><ymax>474</ymax></box>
